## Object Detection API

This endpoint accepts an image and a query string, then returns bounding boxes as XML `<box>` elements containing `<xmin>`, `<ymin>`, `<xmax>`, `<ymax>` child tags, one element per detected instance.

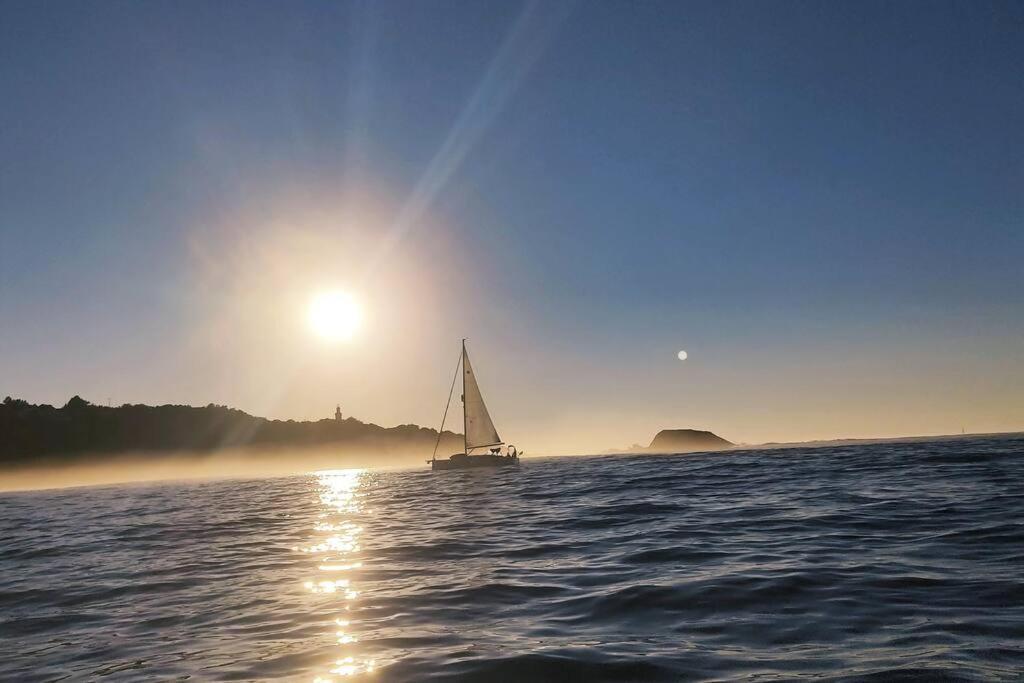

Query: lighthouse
<box><xmin>334</xmin><ymin>405</ymin><xmax>343</xmax><ymax>421</ymax></box>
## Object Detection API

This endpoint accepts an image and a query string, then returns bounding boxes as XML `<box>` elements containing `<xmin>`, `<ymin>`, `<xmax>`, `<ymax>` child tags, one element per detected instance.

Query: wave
<box><xmin>0</xmin><ymin>434</ymin><xmax>1022</xmax><ymax>681</ymax></box>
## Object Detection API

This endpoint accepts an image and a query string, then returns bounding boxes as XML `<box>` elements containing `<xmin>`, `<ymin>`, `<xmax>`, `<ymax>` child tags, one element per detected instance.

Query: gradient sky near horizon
<box><xmin>1</xmin><ymin>0</ymin><xmax>1022</xmax><ymax>453</ymax></box>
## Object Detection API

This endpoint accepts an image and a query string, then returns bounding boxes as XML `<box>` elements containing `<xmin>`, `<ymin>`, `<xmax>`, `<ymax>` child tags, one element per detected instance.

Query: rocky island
<box><xmin>608</xmin><ymin>428</ymin><xmax>734</xmax><ymax>455</ymax></box>
<box><xmin>647</xmin><ymin>429</ymin><xmax>733</xmax><ymax>453</ymax></box>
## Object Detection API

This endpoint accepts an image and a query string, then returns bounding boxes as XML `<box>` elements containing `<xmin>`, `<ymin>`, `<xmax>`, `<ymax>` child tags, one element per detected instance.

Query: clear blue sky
<box><xmin>2</xmin><ymin>1</ymin><xmax>1022</xmax><ymax>450</ymax></box>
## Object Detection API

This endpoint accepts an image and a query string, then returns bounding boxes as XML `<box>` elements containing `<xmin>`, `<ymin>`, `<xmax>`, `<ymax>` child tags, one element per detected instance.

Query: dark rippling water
<box><xmin>2</xmin><ymin>436</ymin><xmax>1023</xmax><ymax>682</ymax></box>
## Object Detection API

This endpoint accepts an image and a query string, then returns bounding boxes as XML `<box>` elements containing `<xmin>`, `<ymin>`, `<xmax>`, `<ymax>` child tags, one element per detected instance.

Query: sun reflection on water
<box><xmin>302</xmin><ymin>469</ymin><xmax>374</xmax><ymax>679</ymax></box>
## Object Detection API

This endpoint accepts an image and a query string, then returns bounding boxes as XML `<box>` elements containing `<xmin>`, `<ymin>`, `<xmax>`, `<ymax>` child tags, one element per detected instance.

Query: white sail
<box><xmin>463</xmin><ymin>347</ymin><xmax>501</xmax><ymax>450</ymax></box>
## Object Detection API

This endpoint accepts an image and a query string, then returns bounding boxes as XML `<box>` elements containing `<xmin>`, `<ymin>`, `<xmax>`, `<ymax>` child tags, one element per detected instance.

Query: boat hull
<box><xmin>431</xmin><ymin>454</ymin><xmax>519</xmax><ymax>471</ymax></box>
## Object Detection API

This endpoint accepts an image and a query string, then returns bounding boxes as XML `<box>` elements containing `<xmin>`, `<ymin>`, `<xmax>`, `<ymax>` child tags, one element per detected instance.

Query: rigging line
<box><xmin>462</xmin><ymin>338</ymin><xmax>468</xmax><ymax>456</ymax></box>
<box><xmin>431</xmin><ymin>345</ymin><xmax>464</xmax><ymax>462</ymax></box>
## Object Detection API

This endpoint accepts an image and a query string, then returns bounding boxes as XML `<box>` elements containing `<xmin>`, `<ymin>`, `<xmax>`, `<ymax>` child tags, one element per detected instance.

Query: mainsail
<box><xmin>463</xmin><ymin>346</ymin><xmax>501</xmax><ymax>450</ymax></box>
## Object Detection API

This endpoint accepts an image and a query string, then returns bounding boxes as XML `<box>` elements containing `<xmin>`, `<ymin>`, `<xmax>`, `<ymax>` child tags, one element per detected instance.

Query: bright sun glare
<box><xmin>308</xmin><ymin>290</ymin><xmax>361</xmax><ymax>342</ymax></box>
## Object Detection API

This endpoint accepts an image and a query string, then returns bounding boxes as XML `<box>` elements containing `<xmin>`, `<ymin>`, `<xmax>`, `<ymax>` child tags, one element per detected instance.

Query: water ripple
<box><xmin>1</xmin><ymin>435</ymin><xmax>1022</xmax><ymax>680</ymax></box>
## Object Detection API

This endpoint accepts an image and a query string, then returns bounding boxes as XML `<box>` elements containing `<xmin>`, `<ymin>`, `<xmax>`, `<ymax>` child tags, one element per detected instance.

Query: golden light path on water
<box><xmin>301</xmin><ymin>469</ymin><xmax>374</xmax><ymax>681</ymax></box>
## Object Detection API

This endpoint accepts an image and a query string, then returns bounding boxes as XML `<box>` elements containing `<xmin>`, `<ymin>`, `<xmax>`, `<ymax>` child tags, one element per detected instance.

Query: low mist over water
<box><xmin>0</xmin><ymin>446</ymin><xmax>429</xmax><ymax>493</ymax></box>
<box><xmin>2</xmin><ymin>435</ymin><xmax>1022</xmax><ymax>681</ymax></box>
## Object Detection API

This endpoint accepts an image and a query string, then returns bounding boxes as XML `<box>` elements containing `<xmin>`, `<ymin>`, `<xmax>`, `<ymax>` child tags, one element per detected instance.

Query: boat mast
<box><xmin>431</xmin><ymin>343</ymin><xmax>464</xmax><ymax>464</ymax></box>
<box><xmin>462</xmin><ymin>338</ymin><xmax>468</xmax><ymax>456</ymax></box>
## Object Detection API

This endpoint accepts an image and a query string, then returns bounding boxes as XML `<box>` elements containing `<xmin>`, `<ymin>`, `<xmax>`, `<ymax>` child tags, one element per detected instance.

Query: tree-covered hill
<box><xmin>0</xmin><ymin>396</ymin><xmax>461</xmax><ymax>465</ymax></box>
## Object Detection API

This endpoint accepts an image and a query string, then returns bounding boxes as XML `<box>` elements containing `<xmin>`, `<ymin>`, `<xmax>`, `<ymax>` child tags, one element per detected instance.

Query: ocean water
<box><xmin>1</xmin><ymin>436</ymin><xmax>1023</xmax><ymax>682</ymax></box>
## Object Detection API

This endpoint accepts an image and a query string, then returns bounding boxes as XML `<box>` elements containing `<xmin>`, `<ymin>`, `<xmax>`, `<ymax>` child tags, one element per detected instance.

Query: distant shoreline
<box><xmin>738</xmin><ymin>430</ymin><xmax>1024</xmax><ymax>451</ymax></box>
<box><xmin>593</xmin><ymin>430</ymin><xmax>1024</xmax><ymax>459</ymax></box>
<box><xmin>3</xmin><ymin>395</ymin><xmax>1020</xmax><ymax>492</ymax></box>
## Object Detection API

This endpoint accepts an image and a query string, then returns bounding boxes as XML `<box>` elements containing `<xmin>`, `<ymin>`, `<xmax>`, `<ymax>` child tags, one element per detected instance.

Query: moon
<box><xmin>677</xmin><ymin>350</ymin><xmax>688</xmax><ymax>361</ymax></box>
<box><xmin>307</xmin><ymin>290</ymin><xmax>361</xmax><ymax>342</ymax></box>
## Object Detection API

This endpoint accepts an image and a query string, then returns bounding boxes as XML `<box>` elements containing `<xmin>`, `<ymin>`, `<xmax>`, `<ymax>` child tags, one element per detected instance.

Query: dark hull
<box><xmin>431</xmin><ymin>454</ymin><xmax>519</xmax><ymax>471</ymax></box>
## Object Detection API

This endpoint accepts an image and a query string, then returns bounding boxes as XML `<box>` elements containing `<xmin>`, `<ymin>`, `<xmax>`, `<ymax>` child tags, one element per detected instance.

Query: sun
<box><xmin>307</xmin><ymin>290</ymin><xmax>361</xmax><ymax>342</ymax></box>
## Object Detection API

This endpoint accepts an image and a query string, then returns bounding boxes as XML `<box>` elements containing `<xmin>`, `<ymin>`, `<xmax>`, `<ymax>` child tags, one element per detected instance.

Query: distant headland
<box><xmin>0</xmin><ymin>395</ymin><xmax>462</xmax><ymax>468</ymax></box>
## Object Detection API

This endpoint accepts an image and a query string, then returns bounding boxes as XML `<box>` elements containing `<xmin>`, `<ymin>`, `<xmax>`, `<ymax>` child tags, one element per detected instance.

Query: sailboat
<box><xmin>429</xmin><ymin>340</ymin><xmax>520</xmax><ymax>471</ymax></box>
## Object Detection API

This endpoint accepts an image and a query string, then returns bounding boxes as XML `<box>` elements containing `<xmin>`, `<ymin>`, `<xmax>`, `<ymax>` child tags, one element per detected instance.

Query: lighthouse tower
<box><xmin>334</xmin><ymin>405</ymin><xmax>343</xmax><ymax>421</ymax></box>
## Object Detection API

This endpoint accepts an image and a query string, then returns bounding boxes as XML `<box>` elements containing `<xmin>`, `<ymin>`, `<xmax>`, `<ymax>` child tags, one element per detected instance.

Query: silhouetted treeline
<box><xmin>0</xmin><ymin>396</ymin><xmax>461</xmax><ymax>465</ymax></box>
